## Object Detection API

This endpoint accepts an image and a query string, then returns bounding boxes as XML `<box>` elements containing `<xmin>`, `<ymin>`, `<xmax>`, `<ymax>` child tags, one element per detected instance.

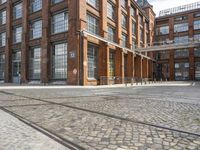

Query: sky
<box><xmin>148</xmin><ymin>0</ymin><xmax>200</xmax><ymax>16</ymax></box>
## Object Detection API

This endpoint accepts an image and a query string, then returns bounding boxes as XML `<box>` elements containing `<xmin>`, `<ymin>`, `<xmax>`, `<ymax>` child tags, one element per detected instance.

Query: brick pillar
<box><xmin>67</xmin><ymin>0</ymin><xmax>79</xmax><ymax>85</ymax></box>
<box><xmin>127</xmin><ymin>52</ymin><xmax>134</xmax><ymax>77</ymax></box>
<box><xmin>169</xmin><ymin>50</ymin><xmax>175</xmax><ymax>81</ymax></box>
<box><xmin>41</xmin><ymin>0</ymin><xmax>50</xmax><ymax>83</ymax></box>
<box><xmin>136</xmin><ymin>10</ymin><xmax>140</xmax><ymax>48</ymax></box>
<box><xmin>189</xmin><ymin>47</ymin><xmax>195</xmax><ymax>80</ymax></box>
<box><xmin>99</xmin><ymin>44</ymin><xmax>109</xmax><ymax>84</ymax></box>
<box><xmin>21</xmin><ymin>0</ymin><xmax>29</xmax><ymax>83</ymax></box>
<box><xmin>127</xmin><ymin>0</ymin><xmax>132</xmax><ymax>49</ymax></box>
<box><xmin>142</xmin><ymin>58</ymin><xmax>149</xmax><ymax>78</ymax></box>
<box><xmin>79</xmin><ymin>0</ymin><xmax>87</xmax><ymax>85</ymax></box>
<box><xmin>169</xmin><ymin>18</ymin><xmax>174</xmax><ymax>81</ymax></box>
<box><xmin>188</xmin><ymin>13</ymin><xmax>195</xmax><ymax>80</ymax></box>
<box><xmin>148</xmin><ymin>60</ymin><xmax>153</xmax><ymax>79</ymax></box>
<box><xmin>82</xmin><ymin>36</ymin><xmax>88</xmax><ymax>86</ymax></box>
<box><xmin>135</xmin><ymin>56</ymin><xmax>142</xmax><ymax>78</ymax></box>
<box><xmin>115</xmin><ymin>49</ymin><xmax>124</xmax><ymax>83</ymax></box>
<box><xmin>5</xmin><ymin>1</ymin><xmax>12</xmax><ymax>83</ymax></box>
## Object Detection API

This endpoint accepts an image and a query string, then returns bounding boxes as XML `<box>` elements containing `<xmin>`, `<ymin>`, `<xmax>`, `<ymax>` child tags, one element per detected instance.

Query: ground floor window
<box><xmin>52</xmin><ymin>43</ymin><xmax>67</xmax><ymax>80</ymax></box>
<box><xmin>88</xmin><ymin>43</ymin><xmax>98</xmax><ymax>79</ymax></box>
<box><xmin>175</xmin><ymin>62</ymin><xmax>189</xmax><ymax>81</ymax></box>
<box><xmin>29</xmin><ymin>47</ymin><xmax>41</xmax><ymax>80</ymax></box>
<box><xmin>109</xmin><ymin>50</ymin><xmax>115</xmax><ymax>78</ymax></box>
<box><xmin>0</xmin><ymin>54</ymin><xmax>5</xmax><ymax>80</ymax></box>
<box><xmin>195</xmin><ymin>62</ymin><xmax>200</xmax><ymax>80</ymax></box>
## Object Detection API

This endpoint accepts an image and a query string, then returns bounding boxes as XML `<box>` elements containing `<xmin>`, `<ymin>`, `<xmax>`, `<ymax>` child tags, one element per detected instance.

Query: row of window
<box><xmin>0</xmin><ymin>42</ymin><xmax>67</xmax><ymax>80</ymax></box>
<box><xmin>0</xmin><ymin>0</ymin><xmax>64</xmax><ymax>25</ymax></box>
<box><xmin>157</xmin><ymin>48</ymin><xmax>200</xmax><ymax>60</ymax></box>
<box><xmin>87</xmin><ymin>13</ymin><xmax>145</xmax><ymax>48</ymax></box>
<box><xmin>0</xmin><ymin>11</ymin><xmax>68</xmax><ymax>46</ymax></box>
<box><xmin>156</xmin><ymin>20</ymin><xmax>200</xmax><ymax>35</ymax></box>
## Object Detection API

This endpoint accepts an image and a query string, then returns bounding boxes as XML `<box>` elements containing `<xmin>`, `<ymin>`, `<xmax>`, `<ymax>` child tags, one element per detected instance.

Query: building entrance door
<box><xmin>12</xmin><ymin>51</ymin><xmax>21</xmax><ymax>84</ymax></box>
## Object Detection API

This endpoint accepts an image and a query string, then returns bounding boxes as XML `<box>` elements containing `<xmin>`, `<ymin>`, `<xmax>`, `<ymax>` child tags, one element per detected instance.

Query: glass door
<box><xmin>12</xmin><ymin>51</ymin><xmax>21</xmax><ymax>83</ymax></box>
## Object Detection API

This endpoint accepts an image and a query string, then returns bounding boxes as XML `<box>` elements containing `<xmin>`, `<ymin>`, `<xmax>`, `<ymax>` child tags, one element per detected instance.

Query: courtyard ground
<box><xmin>0</xmin><ymin>82</ymin><xmax>200</xmax><ymax>150</ymax></box>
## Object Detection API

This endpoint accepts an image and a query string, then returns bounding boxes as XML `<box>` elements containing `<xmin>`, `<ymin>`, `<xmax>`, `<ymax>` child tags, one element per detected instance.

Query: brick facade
<box><xmin>156</xmin><ymin>8</ymin><xmax>200</xmax><ymax>81</ymax></box>
<box><xmin>0</xmin><ymin>0</ymin><xmax>155</xmax><ymax>85</ymax></box>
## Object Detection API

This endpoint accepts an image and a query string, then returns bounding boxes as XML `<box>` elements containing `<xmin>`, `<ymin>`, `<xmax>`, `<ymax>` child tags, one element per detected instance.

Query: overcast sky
<box><xmin>148</xmin><ymin>0</ymin><xmax>200</xmax><ymax>16</ymax></box>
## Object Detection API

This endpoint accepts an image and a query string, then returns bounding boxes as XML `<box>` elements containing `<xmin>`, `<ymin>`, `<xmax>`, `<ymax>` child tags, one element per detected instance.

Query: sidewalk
<box><xmin>0</xmin><ymin>109</ymin><xmax>69</xmax><ymax>150</ymax></box>
<box><xmin>0</xmin><ymin>81</ymin><xmax>195</xmax><ymax>90</ymax></box>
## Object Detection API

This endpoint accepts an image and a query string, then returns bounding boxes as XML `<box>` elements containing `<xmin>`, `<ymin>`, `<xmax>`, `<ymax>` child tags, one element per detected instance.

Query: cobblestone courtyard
<box><xmin>0</xmin><ymin>82</ymin><xmax>200</xmax><ymax>150</ymax></box>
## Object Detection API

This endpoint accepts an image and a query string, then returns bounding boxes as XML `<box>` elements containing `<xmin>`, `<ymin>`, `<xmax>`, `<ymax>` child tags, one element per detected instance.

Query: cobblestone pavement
<box><xmin>0</xmin><ymin>82</ymin><xmax>200</xmax><ymax>149</ymax></box>
<box><xmin>0</xmin><ymin>109</ymin><xmax>69</xmax><ymax>150</ymax></box>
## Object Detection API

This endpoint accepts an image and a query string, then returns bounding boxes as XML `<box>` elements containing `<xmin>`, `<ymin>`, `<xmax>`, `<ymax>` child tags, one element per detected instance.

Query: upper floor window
<box><xmin>121</xmin><ymin>13</ymin><xmax>127</xmax><ymax>29</ymax></box>
<box><xmin>86</xmin><ymin>0</ymin><xmax>99</xmax><ymax>9</ymax></box>
<box><xmin>52</xmin><ymin>11</ymin><xmax>68</xmax><ymax>34</ymax></box>
<box><xmin>13</xmin><ymin>26</ymin><xmax>22</xmax><ymax>43</ymax></box>
<box><xmin>139</xmin><ymin>15</ymin><xmax>143</xmax><ymax>25</ymax></box>
<box><xmin>157</xmin><ymin>26</ymin><xmax>169</xmax><ymax>35</ymax></box>
<box><xmin>131</xmin><ymin>5</ymin><xmax>136</xmax><ymax>17</ymax></box>
<box><xmin>174</xmin><ymin>23</ymin><xmax>188</xmax><ymax>32</ymax></box>
<box><xmin>107</xmin><ymin>25</ymin><xmax>115</xmax><ymax>42</ymax></box>
<box><xmin>0</xmin><ymin>10</ymin><xmax>6</xmax><ymax>25</ymax></box>
<box><xmin>140</xmin><ymin>28</ymin><xmax>143</xmax><ymax>42</ymax></box>
<box><xmin>13</xmin><ymin>3</ymin><xmax>22</xmax><ymax>19</ymax></box>
<box><xmin>87</xmin><ymin>14</ymin><xmax>99</xmax><ymax>35</ymax></box>
<box><xmin>194</xmin><ymin>20</ymin><xmax>200</xmax><ymax>30</ymax></box>
<box><xmin>174</xmin><ymin>49</ymin><xmax>189</xmax><ymax>58</ymax></box>
<box><xmin>107</xmin><ymin>1</ymin><xmax>115</xmax><ymax>20</ymax></box>
<box><xmin>174</xmin><ymin>16</ymin><xmax>188</xmax><ymax>21</ymax></box>
<box><xmin>132</xmin><ymin>21</ymin><xmax>136</xmax><ymax>35</ymax></box>
<box><xmin>31</xmin><ymin>0</ymin><xmax>42</xmax><ymax>13</ymax></box>
<box><xmin>30</xmin><ymin>20</ymin><xmax>42</xmax><ymax>39</ymax></box>
<box><xmin>194</xmin><ymin>34</ymin><xmax>200</xmax><ymax>41</ymax></box>
<box><xmin>132</xmin><ymin>38</ymin><xmax>136</xmax><ymax>49</ymax></box>
<box><xmin>174</xmin><ymin>36</ymin><xmax>188</xmax><ymax>44</ymax></box>
<box><xmin>52</xmin><ymin>0</ymin><xmax>63</xmax><ymax>4</ymax></box>
<box><xmin>0</xmin><ymin>32</ymin><xmax>6</xmax><ymax>47</ymax></box>
<box><xmin>0</xmin><ymin>0</ymin><xmax>7</xmax><ymax>4</ymax></box>
<box><xmin>121</xmin><ymin>33</ymin><xmax>127</xmax><ymax>47</ymax></box>
<box><xmin>121</xmin><ymin>0</ymin><xmax>127</xmax><ymax>8</ymax></box>
<box><xmin>194</xmin><ymin>13</ymin><xmax>200</xmax><ymax>18</ymax></box>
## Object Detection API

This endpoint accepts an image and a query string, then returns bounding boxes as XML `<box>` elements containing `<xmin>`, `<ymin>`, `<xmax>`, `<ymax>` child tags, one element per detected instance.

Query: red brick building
<box><xmin>155</xmin><ymin>2</ymin><xmax>200</xmax><ymax>81</ymax></box>
<box><xmin>0</xmin><ymin>0</ymin><xmax>155</xmax><ymax>85</ymax></box>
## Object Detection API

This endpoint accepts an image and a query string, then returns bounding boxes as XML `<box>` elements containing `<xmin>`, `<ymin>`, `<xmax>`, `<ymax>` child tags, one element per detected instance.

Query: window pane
<box><xmin>52</xmin><ymin>12</ymin><xmax>68</xmax><ymax>34</ymax></box>
<box><xmin>29</xmin><ymin>47</ymin><xmax>41</xmax><ymax>80</ymax></box>
<box><xmin>0</xmin><ymin>32</ymin><xmax>6</xmax><ymax>47</ymax></box>
<box><xmin>88</xmin><ymin>44</ymin><xmax>98</xmax><ymax>79</ymax></box>
<box><xmin>52</xmin><ymin>43</ymin><xmax>67</xmax><ymax>79</ymax></box>
<box><xmin>13</xmin><ymin>3</ymin><xmax>22</xmax><ymax>19</ymax></box>
<box><xmin>31</xmin><ymin>20</ymin><xmax>42</xmax><ymax>39</ymax></box>
<box><xmin>31</xmin><ymin>0</ymin><xmax>42</xmax><ymax>13</ymax></box>
<box><xmin>0</xmin><ymin>10</ymin><xmax>6</xmax><ymax>25</ymax></box>
<box><xmin>13</xmin><ymin>26</ymin><xmax>22</xmax><ymax>43</ymax></box>
<box><xmin>87</xmin><ymin>14</ymin><xmax>99</xmax><ymax>35</ymax></box>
